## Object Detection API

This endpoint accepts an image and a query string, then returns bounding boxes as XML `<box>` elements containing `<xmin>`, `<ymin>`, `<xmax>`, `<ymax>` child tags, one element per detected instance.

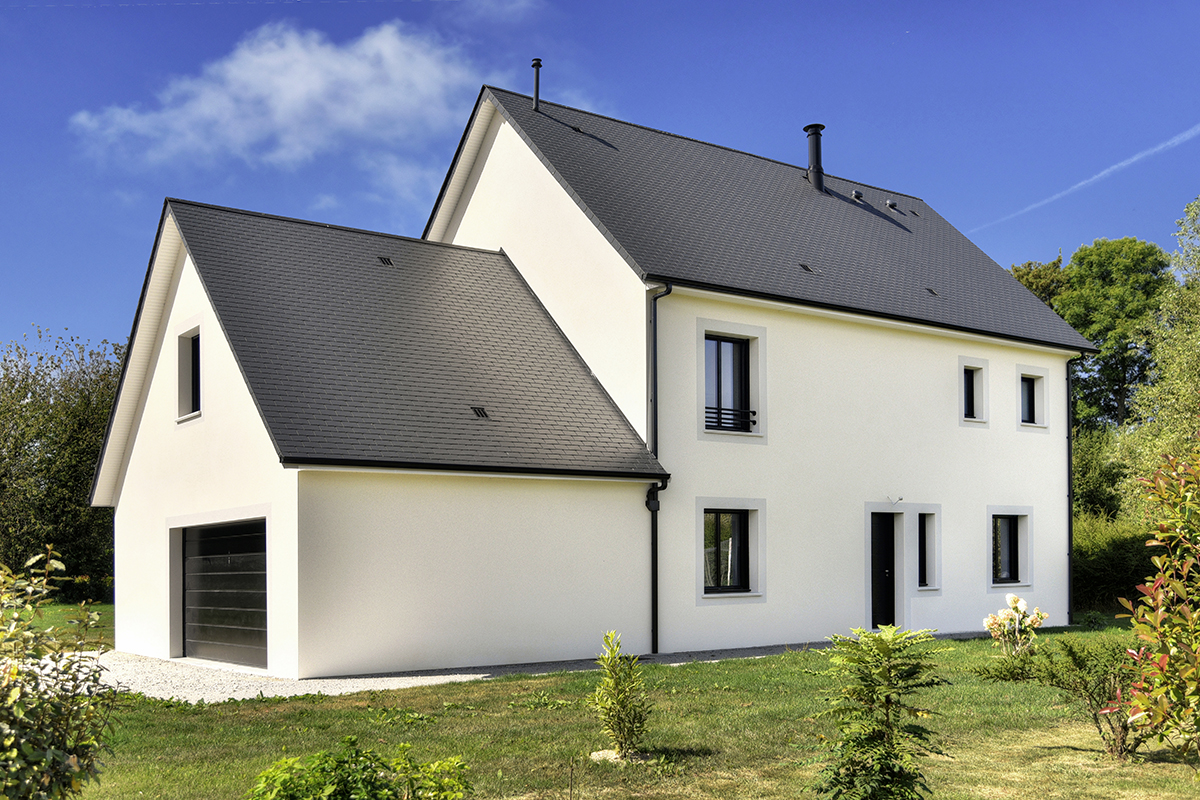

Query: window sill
<box><xmin>701</xmin><ymin>591</ymin><xmax>763</xmax><ymax>599</ymax></box>
<box><xmin>176</xmin><ymin>411</ymin><xmax>202</xmax><ymax>424</ymax></box>
<box><xmin>917</xmin><ymin>585</ymin><xmax>940</xmax><ymax>592</ymax></box>
<box><xmin>990</xmin><ymin>582</ymin><xmax>1030</xmax><ymax>590</ymax></box>
<box><xmin>703</xmin><ymin>428</ymin><xmax>765</xmax><ymax>439</ymax></box>
<box><xmin>1019</xmin><ymin>422</ymin><xmax>1048</xmax><ymax>430</ymax></box>
<box><xmin>961</xmin><ymin>417</ymin><xmax>988</xmax><ymax>424</ymax></box>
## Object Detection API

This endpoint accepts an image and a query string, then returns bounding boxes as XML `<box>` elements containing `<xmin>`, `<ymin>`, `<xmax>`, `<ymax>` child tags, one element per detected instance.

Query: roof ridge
<box><xmin>165</xmin><ymin>198</ymin><xmax>509</xmax><ymax>257</ymax></box>
<box><xmin>482</xmin><ymin>86</ymin><xmax>925</xmax><ymax>203</ymax></box>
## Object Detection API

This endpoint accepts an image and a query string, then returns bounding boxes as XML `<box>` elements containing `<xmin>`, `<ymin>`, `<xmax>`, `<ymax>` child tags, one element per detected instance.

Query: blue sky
<box><xmin>2</xmin><ymin>0</ymin><xmax>1198</xmax><ymax>348</ymax></box>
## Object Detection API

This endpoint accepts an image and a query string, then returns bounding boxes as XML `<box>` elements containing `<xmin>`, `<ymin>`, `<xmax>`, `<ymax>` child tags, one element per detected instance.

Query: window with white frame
<box><xmin>958</xmin><ymin>356</ymin><xmax>988</xmax><ymax>426</ymax></box>
<box><xmin>918</xmin><ymin>513</ymin><xmax>936</xmax><ymax>588</ymax></box>
<box><xmin>697</xmin><ymin>497</ymin><xmax>765</xmax><ymax>598</ymax></box>
<box><xmin>1016</xmin><ymin>365</ymin><xmax>1048</xmax><ymax>427</ymax></box>
<box><xmin>988</xmin><ymin>507</ymin><xmax>1032</xmax><ymax>586</ymax></box>
<box><xmin>697</xmin><ymin>319</ymin><xmax>767</xmax><ymax>440</ymax></box>
<box><xmin>177</xmin><ymin>328</ymin><xmax>201</xmax><ymax>419</ymax></box>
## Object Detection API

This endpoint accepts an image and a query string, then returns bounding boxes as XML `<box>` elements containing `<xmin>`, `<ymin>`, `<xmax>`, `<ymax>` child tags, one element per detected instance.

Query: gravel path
<box><xmin>98</xmin><ymin>644</ymin><xmax>809</xmax><ymax>704</ymax></box>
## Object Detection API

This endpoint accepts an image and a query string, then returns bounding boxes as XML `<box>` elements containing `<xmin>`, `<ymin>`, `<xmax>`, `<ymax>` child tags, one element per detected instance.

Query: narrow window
<box><xmin>705</xmin><ymin>336</ymin><xmax>754</xmax><ymax>431</ymax></box>
<box><xmin>992</xmin><ymin>515</ymin><xmax>1020</xmax><ymax>583</ymax></box>
<box><xmin>964</xmin><ymin>367</ymin><xmax>976</xmax><ymax>419</ymax></box>
<box><xmin>1020</xmin><ymin>376</ymin><xmax>1036</xmax><ymax>423</ymax></box>
<box><xmin>918</xmin><ymin>514</ymin><xmax>931</xmax><ymax>587</ymax></box>
<box><xmin>704</xmin><ymin>510</ymin><xmax>749</xmax><ymax>592</ymax></box>
<box><xmin>178</xmin><ymin>330</ymin><xmax>201</xmax><ymax>418</ymax></box>
<box><xmin>190</xmin><ymin>334</ymin><xmax>201</xmax><ymax>414</ymax></box>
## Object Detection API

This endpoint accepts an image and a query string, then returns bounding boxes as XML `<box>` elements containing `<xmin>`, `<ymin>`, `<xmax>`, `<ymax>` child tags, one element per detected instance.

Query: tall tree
<box><xmin>1010</xmin><ymin>254</ymin><xmax>1068</xmax><ymax>308</ymax></box>
<box><xmin>0</xmin><ymin>329</ymin><xmax>122</xmax><ymax>601</ymax></box>
<box><xmin>1054</xmin><ymin>237</ymin><xmax>1173</xmax><ymax>428</ymax></box>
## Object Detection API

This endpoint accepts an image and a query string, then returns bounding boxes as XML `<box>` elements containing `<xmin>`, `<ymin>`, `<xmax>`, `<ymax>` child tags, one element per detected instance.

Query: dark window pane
<box><xmin>190</xmin><ymin>334</ymin><xmax>201</xmax><ymax>414</ymax></box>
<box><xmin>918</xmin><ymin>514</ymin><xmax>929</xmax><ymax>587</ymax></box>
<box><xmin>704</xmin><ymin>335</ymin><xmax>753</xmax><ymax>431</ymax></box>
<box><xmin>993</xmin><ymin>515</ymin><xmax>1019</xmax><ymax>583</ymax></box>
<box><xmin>1021</xmin><ymin>377</ymin><xmax>1035</xmax><ymax>423</ymax></box>
<box><xmin>964</xmin><ymin>368</ymin><xmax>975</xmax><ymax>418</ymax></box>
<box><xmin>705</xmin><ymin>339</ymin><xmax>717</xmax><ymax>408</ymax></box>
<box><xmin>704</xmin><ymin>509</ymin><xmax>749</xmax><ymax>592</ymax></box>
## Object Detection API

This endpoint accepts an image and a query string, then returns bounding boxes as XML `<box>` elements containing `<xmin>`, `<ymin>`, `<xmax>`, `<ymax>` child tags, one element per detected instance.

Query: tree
<box><xmin>1054</xmin><ymin>238</ymin><xmax>1173</xmax><ymax>428</ymax></box>
<box><xmin>1173</xmin><ymin>194</ymin><xmax>1200</xmax><ymax>282</ymax></box>
<box><xmin>0</xmin><ymin>329</ymin><xmax>122</xmax><ymax>601</ymax></box>
<box><xmin>1010</xmin><ymin>254</ymin><xmax>1068</xmax><ymax>308</ymax></box>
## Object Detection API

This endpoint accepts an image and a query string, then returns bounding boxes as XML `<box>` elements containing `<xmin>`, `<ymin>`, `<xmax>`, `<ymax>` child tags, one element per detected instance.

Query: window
<box><xmin>177</xmin><ymin>329</ymin><xmax>200</xmax><ymax>419</ymax></box>
<box><xmin>918</xmin><ymin>513</ymin><xmax>935</xmax><ymax>588</ymax></box>
<box><xmin>992</xmin><ymin>515</ymin><xmax>1020</xmax><ymax>583</ymax></box>
<box><xmin>704</xmin><ymin>510</ymin><xmax>749</xmax><ymax>593</ymax></box>
<box><xmin>1020</xmin><ymin>376</ymin><xmax>1036</xmax><ymax>423</ymax></box>
<box><xmin>958</xmin><ymin>357</ymin><xmax>988</xmax><ymax>426</ymax></box>
<box><xmin>705</xmin><ymin>335</ymin><xmax>755</xmax><ymax>431</ymax></box>
<box><xmin>1016</xmin><ymin>365</ymin><xmax>1048</xmax><ymax>427</ymax></box>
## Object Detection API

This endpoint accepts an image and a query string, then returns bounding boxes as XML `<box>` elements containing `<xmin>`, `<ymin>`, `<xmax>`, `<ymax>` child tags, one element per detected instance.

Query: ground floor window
<box><xmin>704</xmin><ymin>509</ymin><xmax>749</xmax><ymax>593</ymax></box>
<box><xmin>992</xmin><ymin>514</ymin><xmax>1020</xmax><ymax>583</ymax></box>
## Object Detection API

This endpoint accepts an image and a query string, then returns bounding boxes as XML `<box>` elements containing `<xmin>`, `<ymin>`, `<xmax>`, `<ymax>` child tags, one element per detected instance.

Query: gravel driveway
<box><xmin>99</xmin><ymin>644</ymin><xmax>803</xmax><ymax>704</ymax></box>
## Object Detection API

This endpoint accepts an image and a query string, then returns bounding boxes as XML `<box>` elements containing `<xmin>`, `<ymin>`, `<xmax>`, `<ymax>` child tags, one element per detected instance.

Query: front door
<box><xmin>871</xmin><ymin>513</ymin><xmax>895</xmax><ymax>628</ymax></box>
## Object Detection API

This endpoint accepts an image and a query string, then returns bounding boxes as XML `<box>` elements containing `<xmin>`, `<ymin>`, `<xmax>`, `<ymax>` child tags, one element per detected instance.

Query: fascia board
<box><xmin>423</xmin><ymin>88</ymin><xmax>495</xmax><ymax>241</ymax></box>
<box><xmin>90</xmin><ymin>205</ymin><xmax>186</xmax><ymax>507</ymax></box>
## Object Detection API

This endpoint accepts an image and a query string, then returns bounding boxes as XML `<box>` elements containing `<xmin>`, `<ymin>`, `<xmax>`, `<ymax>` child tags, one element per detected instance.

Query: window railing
<box><xmin>705</xmin><ymin>406</ymin><xmax>757</xmax><ymax>431</ymax></box>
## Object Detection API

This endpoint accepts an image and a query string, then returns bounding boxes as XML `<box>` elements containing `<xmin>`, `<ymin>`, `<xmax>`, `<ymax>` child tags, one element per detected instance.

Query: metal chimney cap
<box><xmin>803</xmin><ymin>123</ymin><xmax>826</xmax><ymax>135</ymax></box>
<box><xmin>531</xmin><ymin>58</ymin><xmax>542</xmax><ymax>68</ymax></box>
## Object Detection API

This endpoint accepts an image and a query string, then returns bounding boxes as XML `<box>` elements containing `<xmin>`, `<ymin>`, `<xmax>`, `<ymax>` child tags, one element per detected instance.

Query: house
<box><xmin>92</xmin><ymin>83</ymin><xmax>1093</xmax><ymax>678</ymax></box>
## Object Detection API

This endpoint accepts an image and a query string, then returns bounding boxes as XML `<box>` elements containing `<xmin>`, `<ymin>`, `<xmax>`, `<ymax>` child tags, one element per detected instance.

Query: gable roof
<box><xmin>94</xmin><ymin>199</ymin><xmax>665</xmax><ymax>502</ymax></box>
<box><xmin>427</xmin><ymin>87</ymin><xmax>1092</xmax><ymax>353</ymax></box>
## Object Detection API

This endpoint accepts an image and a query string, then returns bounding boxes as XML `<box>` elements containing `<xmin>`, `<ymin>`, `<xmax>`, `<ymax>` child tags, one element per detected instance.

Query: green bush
<box><xmin>1073</xmin><ymin>512</ymin><xmax>1157</xmax><ymax>611</ymax></box>
<box><xmin>809</xmin><ymin>626</ymin><xmax>948</xmax><ymax>800</ymax></box>
<box><xmin>246</xmin><ymin>736</ymin><xmax>471</xmax><ymax>799</ymax></box>
<box><xmin>1074</xmin><ymin>427</ymin><xmax>1127</xmax><ymax>519</ymax></box>
<box><xmin>0</xmin><ymin>549</ymin><xmax>118</xmax><ymax>798</ymax></box>
<box><xmin>976</xmin><ymin>632</ymin><xmax>1149</xmax><ymax>759</ymax></box>
<box><xmin>586</xmin><ymin>631</ymin><xmax>652</xmax><ymax>758</ymax></box>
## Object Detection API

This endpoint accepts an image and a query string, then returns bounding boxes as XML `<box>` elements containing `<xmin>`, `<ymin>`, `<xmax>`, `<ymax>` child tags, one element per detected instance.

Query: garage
<box><xmin>183</xmin><ymin>520</ymin><xmax>267</xmax><ymax>668</ymax></box>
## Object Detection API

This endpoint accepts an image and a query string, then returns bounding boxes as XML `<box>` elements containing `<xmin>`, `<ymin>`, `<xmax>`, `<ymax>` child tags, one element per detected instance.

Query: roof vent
<box><xmin>926</xmin><ymin>287</ymin><xmax>941</xmax><ymax>297</ymax></box>
<box><xmin>886</xmin><ymin>199</ymin><xmax>898</xmax><ymax>210</ymax></box>
<box><xmin>851</xmin><ymin>190</ymin><xmax>864</xmax><ymax>201</ymax></box>
<box><xmin>378</xmin><ymin>256</ymin><xmax>393</xmax><ymax>266</ymax></box>
<box><xmin>799</xmin><ymin>262</ymin><xmax>822</xmax><ymax>275</ymax></box>
<box><xmin>531</xmin><ymin>58</ymin><xmax>542</xmax><ymax>112</ymax></box>
<box><xmin>803</xmin><ymin>123</ymin><xmax>826</xmax><ymax>194</ymax></box>
<box><xmin>471</xmin><ymin>406</ymin><xmax>489</xmax><ymax>418</ymax></box>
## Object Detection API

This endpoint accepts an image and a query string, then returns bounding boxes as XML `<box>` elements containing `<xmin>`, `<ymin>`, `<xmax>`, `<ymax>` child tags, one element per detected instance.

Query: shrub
<box><xmin>0</xmin><ymin>548</ymin><xmax>118</xmax><ymax>798</ymax></box>
<box><xmin>246</xmin><ymin>736</ymin><xmax>471</xmax><ymax>799</ymax></box>
<box><xmin>977</xmin><ymin>632</ymin><xmax>1149</xmax><ymax>759</ymax></box>
<box><xmin>1073</xmin><ymin>512</ymin><xmax>1157</xmax><ymax>611</ymax></box>
<box><xmin>809</xmin><ymin>626</ymin><xmax>947</xmax><ymax>800</ymax></box>
<box><xmin>983</xmin><ymin>593</ymin><xmax>1047</xmax><ymax>656</ymax></box>
<box><xmin>586</xmin><ymin>631</ymin><xmax>652</xmax><ymax>758</ymax></box>
<box><xmin>1120</xmin><ymin>451</ymin><xmax>1200</xmax><ymax>775</ymax></box>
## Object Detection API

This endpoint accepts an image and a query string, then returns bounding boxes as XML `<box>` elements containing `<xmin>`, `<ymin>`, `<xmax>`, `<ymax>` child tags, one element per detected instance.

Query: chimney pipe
<box><xmin>804</xmin><ymin>123</ymin><xmax>826</xmax><ymax>193</ymax></box>
<box><xmin>531</xmin><ymin>58</ymin><xmax>542</xmax><ymax>112</ymax></box>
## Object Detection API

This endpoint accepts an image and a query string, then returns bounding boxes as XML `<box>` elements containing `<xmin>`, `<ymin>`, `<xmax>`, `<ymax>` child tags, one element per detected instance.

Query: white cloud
<box><xmin>71</xmin><ymin>20</ymin><xmax>479</xmax><ymax>168</ymax></box>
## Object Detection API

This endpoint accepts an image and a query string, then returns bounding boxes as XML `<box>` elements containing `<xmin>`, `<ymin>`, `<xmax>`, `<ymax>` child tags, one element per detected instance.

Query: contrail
<box><xmin>970</xmin><ymin>120</ymin><xmax>1200</xmax><ymax>233</ymax></box>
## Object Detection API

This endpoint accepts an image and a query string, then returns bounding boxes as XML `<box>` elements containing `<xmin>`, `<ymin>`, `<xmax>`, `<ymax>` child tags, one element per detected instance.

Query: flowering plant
<box><xmin>983</xmin><ymin>594</ymin><xmax>1047</xmax><ymax>656</ymax></box>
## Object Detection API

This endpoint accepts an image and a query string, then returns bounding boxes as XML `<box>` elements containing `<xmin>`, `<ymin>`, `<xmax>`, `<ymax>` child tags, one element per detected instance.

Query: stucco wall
<box><xmin>653</xmin><ymin>289</ymin><xmax>1073</xmax><ymax>652</ymax></box>
<box><xmin>433</xmin><ymin>108</ymin><xmax>650</xmax><ymax>440</ymax></box>
<box><xmin>295</xmin><ymin>470</ymin><xmax>651</xmax><ymax>678</ymax></box>
<box><xmin>111</xmin><ymin>242</ymin><xmax>299</xmax><ymax>675</ymax></box>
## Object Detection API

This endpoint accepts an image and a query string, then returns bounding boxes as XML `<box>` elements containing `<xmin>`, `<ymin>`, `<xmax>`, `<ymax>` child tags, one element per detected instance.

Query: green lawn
<box><xmin>26</xmin><ymin>602</ymin><xmax>114</xmax><ymax>648</ymax></box>
<box><xmin>86</xmin><ymin>627</ymin><xmax>1197</xmax><ymax>799</ymax></box>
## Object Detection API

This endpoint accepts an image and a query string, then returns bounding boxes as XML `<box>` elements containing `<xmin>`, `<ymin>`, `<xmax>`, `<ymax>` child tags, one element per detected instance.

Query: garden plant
<box><xmin>0</xmin><ymin>548</ymin><xmax>118</xmax><ymax>798</ymax></box>
<box><xmin>586</xmin><ymin>630</ymin><xmax>652</xmax><ymax>758</ymax></box>
<box><xmin>808</xmin><ymin>626</ymin><xmax>948</xmax><ymax>800</ymax></box>
<box><xmin>982</xmin><ymin>592</ymin><xmax>1047</xmax><ymax>656</ymax></box>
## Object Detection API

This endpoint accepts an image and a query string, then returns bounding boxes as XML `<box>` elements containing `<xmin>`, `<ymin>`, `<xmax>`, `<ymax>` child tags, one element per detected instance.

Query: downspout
<box><xmin>1066</xmin><ymin>357</ymin><xmax>1078</xmax><ymax>625</ymax></box>
<box><xmin>646</xmin><ymin>282</ymin><xmax>673</xmax><ymax>654</ymax></box>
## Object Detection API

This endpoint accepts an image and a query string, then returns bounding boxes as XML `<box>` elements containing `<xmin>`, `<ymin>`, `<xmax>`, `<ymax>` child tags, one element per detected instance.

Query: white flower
<box><xmin>1006</xmin><ymin>593</ymin><xmax>1019</xmax><ymax>608</ymax></box>
<box><xmin>1016</xmin><ymin>598</ymin><xmax>1028</xmax><ymax>613</ymax></box>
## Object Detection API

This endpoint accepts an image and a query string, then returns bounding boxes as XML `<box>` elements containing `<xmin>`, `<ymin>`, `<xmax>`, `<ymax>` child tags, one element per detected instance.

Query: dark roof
<box><xmin>167</xmin><ymin>199</ymin><xmax>666</xmax><ymax>478</ymax></box>
<box><xmin>435</xmin><ymin>87</ymin><xmax>1091</xmax><ymax>352</ymax></box>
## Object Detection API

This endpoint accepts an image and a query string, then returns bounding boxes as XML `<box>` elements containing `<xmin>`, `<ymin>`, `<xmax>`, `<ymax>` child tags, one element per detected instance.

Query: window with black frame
<box><xmin>1020</xmin><ymin>376</ymin><xmax>1036</xmax><ymax>423</ymax></box>
<box><xmin>992</xmin><ymin>514</ymin><xmax>1020</xmax><ymax>583</ymax></box>
<box><xmin>704</xmin><ymin>510</ymin><xmax>749</xmax><ymax>593</ymax></box>
<box><xmin>705</xmin><ymin>335</ymin><xmax>754</xmax><ymax>431</ymax></box>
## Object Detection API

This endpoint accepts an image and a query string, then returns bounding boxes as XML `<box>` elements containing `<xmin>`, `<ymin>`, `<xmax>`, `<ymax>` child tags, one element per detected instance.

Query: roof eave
<box><xmin>280</xmin><ymin>456</ymin><xmax>668</xmax><ymax>482</ymax></box>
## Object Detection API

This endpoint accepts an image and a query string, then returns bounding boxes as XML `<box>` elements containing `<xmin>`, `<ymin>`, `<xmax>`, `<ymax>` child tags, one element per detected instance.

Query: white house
<box><xmin>92</xmin><ymin>83</ymin><xmax>1093</xmax><ymax>678</ymax></box>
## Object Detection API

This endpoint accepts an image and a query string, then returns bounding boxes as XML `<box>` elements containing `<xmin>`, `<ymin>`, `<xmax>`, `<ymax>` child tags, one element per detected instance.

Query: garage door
<box><xmin>183</xmin><ymin>520</ymin><xmax>267</xmax><ymax>668</ymax></box>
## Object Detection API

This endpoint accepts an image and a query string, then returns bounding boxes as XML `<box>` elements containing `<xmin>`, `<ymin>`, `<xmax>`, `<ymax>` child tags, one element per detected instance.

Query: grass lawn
<box><xmin>26</xmin><ymin>602</ymin><xmax>114</xmax><ymax>648</ymax></box>
<box><xmin>86</xmin><ymin>626</ymin><xmax>1197</xmax><ymax>799</ymax></box>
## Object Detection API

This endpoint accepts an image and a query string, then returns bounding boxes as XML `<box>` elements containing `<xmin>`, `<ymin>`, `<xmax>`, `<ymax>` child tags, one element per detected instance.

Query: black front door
<box><xmin>871</xmin><ymin>513</ymin><xmax>895</xmax><ymax>628</ymax></box>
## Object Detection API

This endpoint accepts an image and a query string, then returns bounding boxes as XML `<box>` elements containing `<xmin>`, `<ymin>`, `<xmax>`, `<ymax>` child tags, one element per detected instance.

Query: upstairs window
<box><xmin>705</xmin><ymin>335</ymin><xmax>755</xmax><ymax>431</ymax></box>
<box><xmin>1020</xmin><ymin>376</ymin><xmax>1036</xmax><ymax>424</ymax></box>
<box><xmin>177</xmin><ymin>330</ymin><xmax>201</xmax><ymax>419</ymax></box>
<box><xmin>964</xmin><ymin>368</ymin><xmax>978</xmax><ymax>418</ymax></box>
<box><xmin>704</xmin><ymin>509</ymin><xmax>749</xmax><ymax>593</ymax></box>
<box><xmin>958</xmin><ymin>357</ymin><xmax>988</xmax><ymax>425</ymax></box>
